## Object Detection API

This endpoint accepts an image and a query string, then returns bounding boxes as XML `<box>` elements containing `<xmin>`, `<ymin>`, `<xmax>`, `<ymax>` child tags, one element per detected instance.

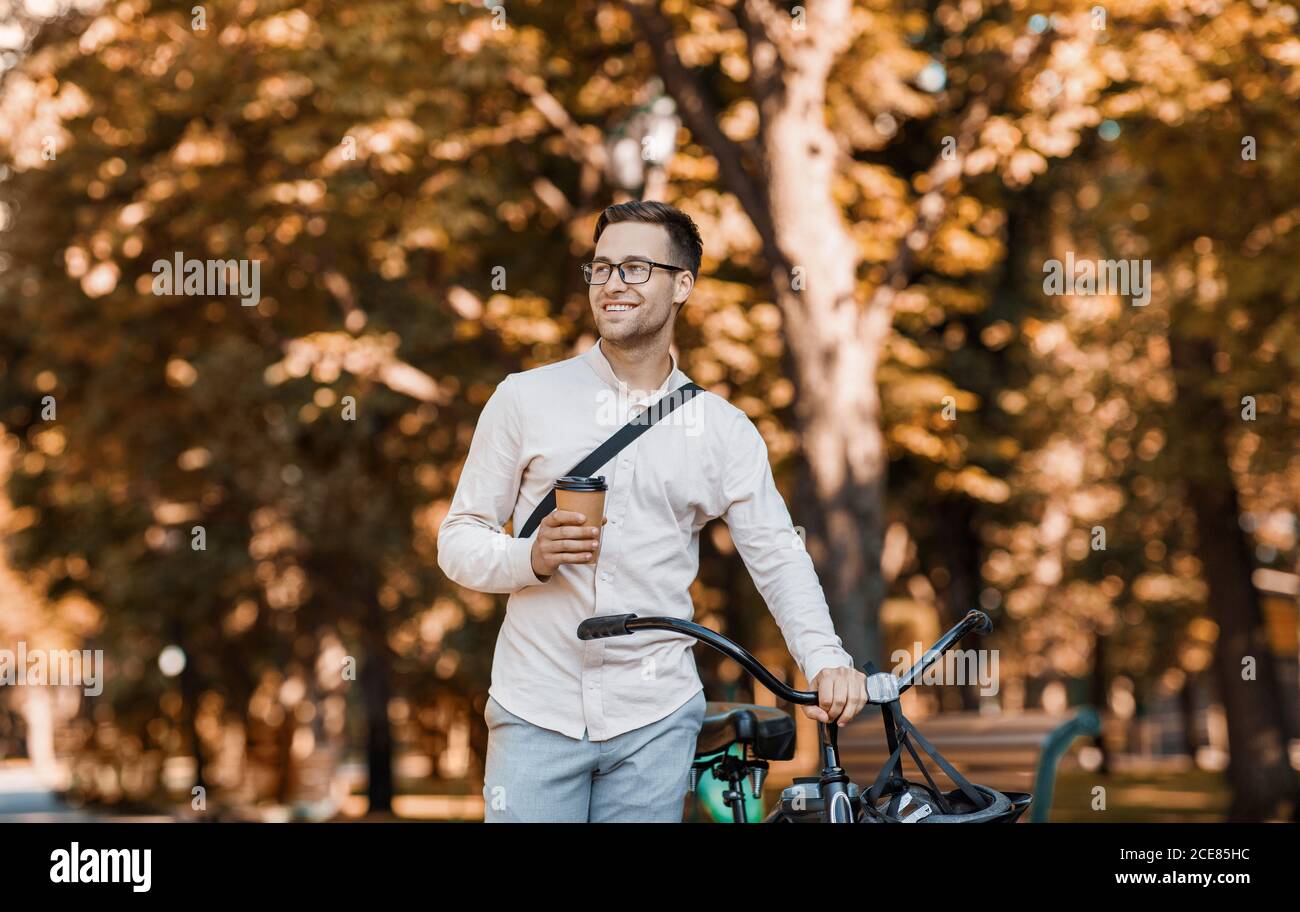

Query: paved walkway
<box><xmin>0</xmin><ymin>761</ymin><xmax>105</xmax><ymax>821</ymax></box>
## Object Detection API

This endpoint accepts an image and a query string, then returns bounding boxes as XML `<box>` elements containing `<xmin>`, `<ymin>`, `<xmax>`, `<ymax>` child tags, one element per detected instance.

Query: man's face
<box><xmin>588</xmin><ymin>222</ymin><xmax>693</xmax><ymax>344</ymax></box>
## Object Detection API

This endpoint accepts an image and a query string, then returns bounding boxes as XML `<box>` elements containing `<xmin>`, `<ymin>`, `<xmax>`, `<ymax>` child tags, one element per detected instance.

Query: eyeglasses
<box><xmin>580</xmin><ymin>259</ymin><xmax>686</xmax><ymax>285</ymax></box>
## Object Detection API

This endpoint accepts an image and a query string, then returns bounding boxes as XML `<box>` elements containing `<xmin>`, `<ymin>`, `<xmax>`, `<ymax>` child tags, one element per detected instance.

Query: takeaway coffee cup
<box><xmin>553</xmin><ymin>476</ymin><xmax>608</xmax><ymax>561</ymax></box>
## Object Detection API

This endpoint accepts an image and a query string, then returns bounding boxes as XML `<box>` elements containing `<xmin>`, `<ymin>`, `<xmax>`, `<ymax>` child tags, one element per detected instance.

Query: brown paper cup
<box><xmin>554</xmin><ymin>488</ymin><xmax>606</xmax><ymax>566</ymax></box>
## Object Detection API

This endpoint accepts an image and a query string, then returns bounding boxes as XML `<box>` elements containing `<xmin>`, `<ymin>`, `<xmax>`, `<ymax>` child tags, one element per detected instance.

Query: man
<box><xmin>438</xmin><ymin>200</ymin><xmax>867</xmax><ymax>822</ymax></box>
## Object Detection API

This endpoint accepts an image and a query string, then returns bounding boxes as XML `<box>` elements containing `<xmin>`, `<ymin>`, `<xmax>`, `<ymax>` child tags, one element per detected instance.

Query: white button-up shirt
<box><xmin>437</xmin><ymin>338</ymin><xmax>853</xmax><ymax>741</ymax></box>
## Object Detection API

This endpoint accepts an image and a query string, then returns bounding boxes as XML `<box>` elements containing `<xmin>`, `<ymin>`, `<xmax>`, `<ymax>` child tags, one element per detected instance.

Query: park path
<box><xmin>0</xmin><ymin>760</ymin><xmax>99</xmax><ymax>821</ymax></box>
<box><xmin>0</xmin><ymin>760</ymin><xmax>174</xmax><ymax>822</ymax></box>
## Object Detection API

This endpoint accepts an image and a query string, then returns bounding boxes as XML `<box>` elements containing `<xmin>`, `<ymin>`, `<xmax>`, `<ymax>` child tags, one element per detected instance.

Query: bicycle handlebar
<box><xmin>578</xmin><ymin>612</ymin><xmax>815</xmax><ymax>704</ymax></box>
<box><xmin>895</xmin><ymin>608</ymin><xmax>992</xmax><ymax>692</ymax></box>
<box><xmin>576</xmin><ymin>609</ymin><xmax>993</xmax><ymax>706</ymax></box>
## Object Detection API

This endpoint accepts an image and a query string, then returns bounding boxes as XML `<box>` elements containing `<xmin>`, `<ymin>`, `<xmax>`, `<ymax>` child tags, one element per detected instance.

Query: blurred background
<box><xmin>0</xmin><ymin>0</ymin><xmax>1297</xmax><ymax>823</ymax></box>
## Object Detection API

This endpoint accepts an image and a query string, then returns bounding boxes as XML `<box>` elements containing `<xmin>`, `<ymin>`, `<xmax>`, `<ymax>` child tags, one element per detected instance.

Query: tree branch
<box><xmin>505</xmin><ymin>68</ymin><xmax>609</xmax><ymax>176</ymax></box>
<box><xmin>622</xmin><ymin>0</ymin><xmax>776</xmax><ymax>251</ymax></box>
<box><xmin>869</xmin><ymin>32</ymin><xmax>1052</xmax><ymax>315</ymax></box>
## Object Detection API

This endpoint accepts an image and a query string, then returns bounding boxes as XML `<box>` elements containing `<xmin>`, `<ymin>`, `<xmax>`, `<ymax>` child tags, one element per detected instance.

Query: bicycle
<box><xmin>577</xmin><ymin>608</ymin><xmax>1032</xmax><ymax>823</ymax></box>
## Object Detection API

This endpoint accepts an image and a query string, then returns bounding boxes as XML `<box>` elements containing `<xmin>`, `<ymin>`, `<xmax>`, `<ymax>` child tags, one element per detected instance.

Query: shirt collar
<box><xmin>583</xmin><ymin>337</ymin><xmax>682</xmax><ymax>401</ymax></box>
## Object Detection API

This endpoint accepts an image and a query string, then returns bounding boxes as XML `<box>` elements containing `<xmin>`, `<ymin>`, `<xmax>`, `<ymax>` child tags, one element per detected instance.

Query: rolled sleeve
<box><xmin>719</xmin><ymin>410</ymin><xmax>855</xmax><ymax>682</ymax></box>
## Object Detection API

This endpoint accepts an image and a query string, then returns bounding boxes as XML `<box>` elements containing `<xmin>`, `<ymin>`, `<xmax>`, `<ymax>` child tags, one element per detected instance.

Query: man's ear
<box><xmin>674</xmin><ymin>271</ymin><xmax>694</xmax><ymax>304</ymax></box>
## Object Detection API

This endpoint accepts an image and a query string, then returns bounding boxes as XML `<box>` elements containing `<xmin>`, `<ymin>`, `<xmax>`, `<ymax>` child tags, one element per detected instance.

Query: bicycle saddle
<box><xmin>695</xmin><ymin>702</ymin><xmax>796</xmax><ymax>761</ymax></box>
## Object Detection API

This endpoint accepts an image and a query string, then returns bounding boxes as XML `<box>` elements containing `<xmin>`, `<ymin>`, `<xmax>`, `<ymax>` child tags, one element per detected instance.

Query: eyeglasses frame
<box><xmin>580</xmin><ymin>258</ymin><xmax>688</xmax><ymax>285</ymax></box>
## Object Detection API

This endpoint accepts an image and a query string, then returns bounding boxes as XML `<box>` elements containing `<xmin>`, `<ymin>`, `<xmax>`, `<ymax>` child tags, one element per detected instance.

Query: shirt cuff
<box><xmin>509</xmin><ymin>534</ymin><xmax>549</xmax><ymax>589</ymax></box>
<box><xmin>802</xmin><ymin>648</ymin><xmax>856</xmax><ymax>687</ymax></box>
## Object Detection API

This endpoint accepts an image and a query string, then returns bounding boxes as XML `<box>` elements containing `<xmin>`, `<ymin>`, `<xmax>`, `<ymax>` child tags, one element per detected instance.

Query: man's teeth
<box><xmin>605</xmin><ymin>303</ymin><xmax>637</xmax><ymax>311</ymax></box>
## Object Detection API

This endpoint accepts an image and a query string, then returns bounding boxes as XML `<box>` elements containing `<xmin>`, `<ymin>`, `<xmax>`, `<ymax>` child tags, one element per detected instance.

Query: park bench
<box><xmin>836</xmin><ymin>706</ymin><xmax>1100</xmax><ymax>822</ymax></box>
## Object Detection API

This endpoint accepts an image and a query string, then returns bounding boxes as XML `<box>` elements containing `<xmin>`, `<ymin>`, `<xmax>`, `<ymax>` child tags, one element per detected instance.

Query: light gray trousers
<box><xmin>482</xmin><ymin>690</ymin><xmax>707</xmax><ymax>822</ymax></box>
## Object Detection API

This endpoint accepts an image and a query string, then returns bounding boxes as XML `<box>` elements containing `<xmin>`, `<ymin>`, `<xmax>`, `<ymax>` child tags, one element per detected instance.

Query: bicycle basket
<box><xmin>857</xmin><ymin>679</ymin><xmax>1030</xmax><ymax>824</ymax></box>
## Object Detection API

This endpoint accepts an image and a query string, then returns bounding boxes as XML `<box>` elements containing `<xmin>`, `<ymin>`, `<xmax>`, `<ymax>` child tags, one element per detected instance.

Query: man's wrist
<box><xmin>530</xmin><ymin>554</ymin><xmax>551</xmax><ymax>583</ymax></box>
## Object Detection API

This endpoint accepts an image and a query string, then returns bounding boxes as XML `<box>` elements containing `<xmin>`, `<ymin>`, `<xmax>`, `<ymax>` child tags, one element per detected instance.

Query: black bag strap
<box><xmin>516</xmin><ymin>381</ymin><xmax>705</xmax><ymax>539</ymax></box>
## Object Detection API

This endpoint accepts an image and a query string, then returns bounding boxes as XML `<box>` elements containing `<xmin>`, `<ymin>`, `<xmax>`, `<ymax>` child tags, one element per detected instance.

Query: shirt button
<box><xmin>601</xmin><ymin>572</ymin><xmax>611</xmax><ymax>581</ymax></box>
<box><xmin>620</xmin><ymin>459</ymin><xmax>630</xmax><ymax>468</ymax></box>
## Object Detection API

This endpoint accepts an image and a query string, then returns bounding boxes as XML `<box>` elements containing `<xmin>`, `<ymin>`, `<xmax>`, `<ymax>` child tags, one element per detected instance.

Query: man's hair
<box><xmin>593</xmin><ymin>201</ymin><xmax>703</xmax><ymax>280</ymax></box>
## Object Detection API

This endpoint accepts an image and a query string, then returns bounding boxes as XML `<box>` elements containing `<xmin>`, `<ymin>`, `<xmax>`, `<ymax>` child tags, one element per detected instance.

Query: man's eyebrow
<box><xmin>591</xmin><ymin>254</ymin><xmax>652</xmax><ymax>263</ymax></box>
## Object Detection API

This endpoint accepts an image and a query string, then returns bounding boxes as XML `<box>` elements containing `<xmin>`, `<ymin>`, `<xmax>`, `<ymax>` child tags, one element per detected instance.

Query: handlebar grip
<box><xmin>576</xmin><ymin>614</ymin><xmax>638</xmax><ymax>640</ymax></box>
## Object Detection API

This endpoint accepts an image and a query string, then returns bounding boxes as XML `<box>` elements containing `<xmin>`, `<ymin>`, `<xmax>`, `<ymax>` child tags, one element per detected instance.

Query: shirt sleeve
<box><xmin>437</xmin><ymin>374</ymin><xmax>550</xmax><ymax>594</ymax></box>
<box><xmin>718</xmin><ymin>409</ymin><xmax>855</xmax><ymax>684</ymax></box>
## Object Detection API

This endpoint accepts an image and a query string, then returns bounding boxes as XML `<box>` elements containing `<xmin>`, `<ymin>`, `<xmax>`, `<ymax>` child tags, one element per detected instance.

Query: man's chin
<box><xmin>595</xmin><ymin>319</ymin><xmax>636</xmax><ymax>339</ymax></box>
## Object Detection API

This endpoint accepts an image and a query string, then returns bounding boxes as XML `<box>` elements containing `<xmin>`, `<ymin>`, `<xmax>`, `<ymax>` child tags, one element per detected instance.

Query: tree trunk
<box><xmin>18</xmin><ymin>687</ymin><xmax>56</xmax><ymax>776</ymax></box>
<box><xmin>362</xmin><ymin>605</ymin><xmax>395</xmax><ymax>816</ymax></box>
<box><xmin>1170</xmin><ymin>334</ymin><xmax>1298</xmax><ymax>820</ymax></box>
<box><xmin>780</xmin><ymin>307</ymin><xmax>888</xmax><ymax>668</ymax></box>
<box><xmin>748</xmin><ymin>0</ymin><xmax>883</xmax><ymax>667</ymax></box>
<box><xmin>938</xmin><ymin>496</ymin><xmax>982</xmax><ymax>710</ymax></box>
<box><xmin>172</xmin><ymin>622</ymin><xmax>208</xmax><ymax>804</ymax></box>
<box><xmin>1089</xmin><ymin>629</ymin><xmax>1111</xmax><ymax>774</ymax></box>
<box><xmin>1179</xmin><ymin>672</ymin><xmax>1201</xmax><ymax>760</ymax></box>
<box><xmin>273</xmin><ymin>710</ymin><xmax>296</xmax><ymax>806</ymax></box>
<box><xmin>630</xmin><ymin>0</ymin><xmax>880</xmax><ymax>667</ymax></box>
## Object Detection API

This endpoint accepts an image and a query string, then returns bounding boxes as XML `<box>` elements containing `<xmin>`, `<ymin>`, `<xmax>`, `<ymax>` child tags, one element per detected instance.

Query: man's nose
<box><xmin>604</xmin><ymin>267</ymin><xmax>629</xmax><ymax>293</ymax></box>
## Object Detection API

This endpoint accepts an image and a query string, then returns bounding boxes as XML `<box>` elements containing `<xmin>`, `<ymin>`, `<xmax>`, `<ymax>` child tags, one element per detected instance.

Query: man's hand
<box><xmin>802</xmin><ymin>666</ymin><xmax>869</xmax><ymax>726</ymax></box>
<box><xmin>530</xmin><ymin>510</ymin><xmax>608</xmax><ymax>580</ymax></box>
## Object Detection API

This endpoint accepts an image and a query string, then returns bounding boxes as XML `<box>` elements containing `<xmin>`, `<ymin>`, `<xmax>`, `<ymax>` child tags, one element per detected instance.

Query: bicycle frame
<box><xmin>577</xmin><ymin>609</ymin><xmax>994</xmax><ymax>824</ymax></box>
